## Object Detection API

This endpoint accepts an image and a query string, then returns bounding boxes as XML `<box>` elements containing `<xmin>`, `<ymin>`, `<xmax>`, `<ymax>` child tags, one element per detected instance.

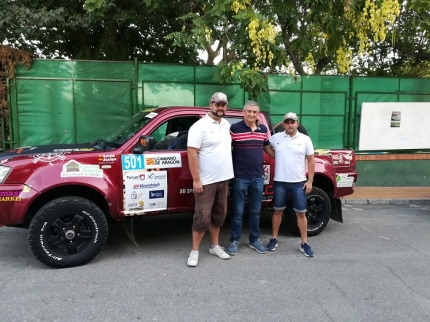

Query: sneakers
<box><xmin>249</xmin><ymin>240</ymin><xmax>267</xmax><ymax>254</ymax></box>
<box><xmin>227</xmin><ymin>241</ymin><xmax>240</xmax><ymax>256</ymax></box>
<box><xmin>266</xmin><ymin>238</ymin><xmax>278</xmax><ymax>251</ymax></box>
<box><xmin>300</xmin><ymin>243</ymin><xmax>314</xmax><ymax>257</ymax></box>
<box><xmin>209</xmin><ymin>245</ymin><xmax>230</xmax><ymax>259</ymax></box>
<box><xmin>187</xmin><ymin>250</ymin><xmax>199</xmax><ymax>267</ymax></box>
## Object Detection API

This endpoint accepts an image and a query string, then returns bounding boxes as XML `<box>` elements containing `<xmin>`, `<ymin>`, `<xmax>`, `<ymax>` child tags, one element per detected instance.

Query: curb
<box><xmin>341</xmin><ymin>199</ymin><xmax>430</xmax><ymax>205</ymax></box>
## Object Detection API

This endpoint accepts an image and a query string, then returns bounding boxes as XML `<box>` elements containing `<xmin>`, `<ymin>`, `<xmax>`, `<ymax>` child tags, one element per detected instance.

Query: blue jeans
<box><xmin>230</xmin><ymin>177</ymin><xmax>264</xmax><ymax>243</ymax></box>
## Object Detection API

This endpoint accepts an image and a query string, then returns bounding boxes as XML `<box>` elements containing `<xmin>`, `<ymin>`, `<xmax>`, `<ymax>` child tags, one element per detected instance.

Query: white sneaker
<box><xmin>187</xmin><ymin>250</ymin><xmax>199</xmax><ymax>267</ymax></box>
<box><xmin>209</xmin><ymin>245</ymin><xmax>230</xmax><ymax>260</ymax></box>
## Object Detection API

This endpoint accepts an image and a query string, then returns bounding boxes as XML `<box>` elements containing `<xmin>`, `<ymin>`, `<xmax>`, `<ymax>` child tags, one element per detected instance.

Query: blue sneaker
<box><xmin>227</xmin><ymin>241</ymin><xmax>240</xmax><ymax>255</ymax></box>
<box><xmin>300</xmin><ymin>243</ymin><xmax>314</xmax><ymax>257</ymax></box>
<box><xmin>266</xmin><ymin>238</ymin><xmax>278</xmax><ymax>251</ymax></box>
<box><xmin>249</xmin><ymin>240</ymin><xmax>267</xmax><ymax>254</ymax></box>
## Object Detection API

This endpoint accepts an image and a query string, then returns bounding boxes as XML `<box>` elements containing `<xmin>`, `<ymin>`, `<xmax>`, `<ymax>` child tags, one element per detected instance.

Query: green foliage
<box><xmin>1</xmin><ymin>0</ymin><xmax>201</xmax><ymax>63</ymax></box>
<box><xmin>84</xmin><ymin>0</ymin><xmax>107</xmax><ymax>14</ymax></box>
<box><xmin>238</xmin><ymin>70</ymin><xmax>268</xmax><ymax>100</ymax></box>
<box><xmin>1</xmin><ymin>0</ymin><xmax>429</xmax><ymax>81</ymax></box>
<box><xmin>214</xmin><ymin>62</ymin><xmax>236</xmax><ymax>85</ymax></box>
<box><xmin>214</xmin><ymin>62</ymin><xmax>268</xmax><ymax>99</ymax></box>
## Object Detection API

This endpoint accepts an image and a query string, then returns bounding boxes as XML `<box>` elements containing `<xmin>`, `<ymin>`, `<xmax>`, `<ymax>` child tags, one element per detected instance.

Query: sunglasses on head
<box><xmin>284</xmin><ymin>120</ymin><xmax>296</xmax><ymax>124</ymax></box>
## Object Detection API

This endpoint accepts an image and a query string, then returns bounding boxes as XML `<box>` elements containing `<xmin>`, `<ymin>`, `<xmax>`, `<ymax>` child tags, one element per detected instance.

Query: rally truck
<box><xmin>0</xmin><ymin>107</ymin><xmax>357</xmax><ymax>268</ymax></box>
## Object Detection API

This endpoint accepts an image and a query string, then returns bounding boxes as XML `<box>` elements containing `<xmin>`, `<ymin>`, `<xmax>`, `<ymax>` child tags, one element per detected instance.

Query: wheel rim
<box><xmin>44</xmin><ymin>213</ymin><xmax>94</xmax><ymax>255</ymax></box>
<box><xmin>306</xmin><ymin>195</ymin><xmax>324</xmax><ymax>226</ymax></box>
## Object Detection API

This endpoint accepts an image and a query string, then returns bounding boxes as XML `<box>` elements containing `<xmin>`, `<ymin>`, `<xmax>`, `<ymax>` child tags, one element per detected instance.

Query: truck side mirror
<box><xmin>131</xmin><ymin>135</ymin><xmax>155</xmax><ymax>154</ymax></box>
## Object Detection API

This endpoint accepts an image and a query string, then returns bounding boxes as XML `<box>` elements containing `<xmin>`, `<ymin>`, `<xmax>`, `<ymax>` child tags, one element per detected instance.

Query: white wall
<box><xmin>359</xmin><ymin>102</ymin><xmax>430</xmax><ymax>150</ymax></box>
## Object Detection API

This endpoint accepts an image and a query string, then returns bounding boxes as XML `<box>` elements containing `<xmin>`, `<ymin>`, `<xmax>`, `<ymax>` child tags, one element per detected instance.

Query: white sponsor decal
<box><xmin>336</xmin><ymin>174</ymin><xmax>354</xmax><ymax>187</ymax></box>
<box><xmin>123</xmin><ymin>170</ymin><xmax>167</xmax><ymax>214</ymax></box>
<box><xmin>145</xmin><ymin>112</ymin><xmax>158</xmax><ymax>119</ymax></box>
<box><xmin>61</xmin><ymin>160</ymin><xmax>103</xmax><ymax>178</ymax></box>
<box><xmin>263</xmin><ymin>165</ymin><xmax>270</xmax><ymax>185</ymax></box>
<box><xmin>144</xmin><ymin>153</ymin><xmax>182</xmax><ymax>169</ymax></box>
<box><xmin>33</xmin><ymin>152</ymin><xmax>67</xmax><ymax>165</ymax></box>
<box><xmin>333</xmin><ymin>153</ymin><xmax>352</xmax><ymax>165</ymax></box>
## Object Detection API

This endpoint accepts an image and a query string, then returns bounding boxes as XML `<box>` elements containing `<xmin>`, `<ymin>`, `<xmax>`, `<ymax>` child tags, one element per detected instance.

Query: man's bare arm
<box><xmin>303</xmin><ymin>154</ymin><xmax>315</xmax><ymax>194</ymax></box>
<box><xmin>263</xmin><ymin>144</ymin><xmax>275</xmax><ymax>159</ymax></box>
<box><xmin>187</xmin><ymin>147</ymin><xmax>203</xmax><ymax>194</ymax></box>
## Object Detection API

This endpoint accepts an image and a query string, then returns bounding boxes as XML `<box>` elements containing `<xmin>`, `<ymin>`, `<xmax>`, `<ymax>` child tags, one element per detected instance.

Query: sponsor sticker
<box><xmin>149</xmin><ymin>190</ymin><xmax>165</xmax><ymax>199</ymax></box>
<box><xmin>61</xmin><ymin>160</ymin><xmax>103</xmax><ymax>178</ymax></box>
<box><xmin>33</xmin><ymin>152</ymin><xmax>67</xmax><ymax>165</ymax></box>
<box><xmin>133</xmin><ymin>183</ymin><xmax>161</xmax><ymax>189</ymax></box>
<box><xmin>123</xmin><ymin>170</ymin><xmax>167</xmax><ymax>214</ymax></box>
<box><xmin>122</xmin><ymin>154</ymin><xmax>145</xmax><ymax>170</ymax></box>
<box><xmin>53</xmin><ymin>148</ymin><xmax>95</xmax><ymax>153</ymax></box>
<box><xmin>0</xmin><ymin>190</ymin><xmax>22</xmax><ymax>202</ymax></box>
<box><xmin>98</xmin><ymin>154</ymin><xmax>117</xmax><ymax>164</ymax></box>
<box><xmin>263</xmin><ymin>165</ymin><xmax>270</xmax><ymax>185</ymax></box>
<box><xmin>336</xmin><ymin>174</ymin><xmax>354</xmax><ymax>187</ymax></box>
<box><xmin>333</xmin><ymin>153</ymin><xmax>353</xmax><ymax>165</ymax></box>
<box><xmin>144</xmin><ymin>153</ymin><xmax>182</xmax><ymax>169</ymax></box>
<box><xmin>145</xmin><ymin>112</ymin><xmax>158</xmax><ymax>119</ymax></box>
<box><xmin>147</xmin><ymin>201</ymin><xmax>166</xmax><ymax>209</ymax></box>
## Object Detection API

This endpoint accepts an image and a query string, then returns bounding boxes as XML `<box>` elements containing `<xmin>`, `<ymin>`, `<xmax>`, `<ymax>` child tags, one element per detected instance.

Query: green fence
<box><xmin>3</xmin><ymin>59</ymin><xmax>430</xmax><ymax>152</ymax></box>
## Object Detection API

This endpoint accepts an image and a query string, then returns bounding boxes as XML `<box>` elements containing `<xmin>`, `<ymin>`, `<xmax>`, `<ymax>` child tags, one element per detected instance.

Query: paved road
<box><xmin>1</xmin><ymin>204</ymin><xmax>430</xmax><ymax>322</ymax></box>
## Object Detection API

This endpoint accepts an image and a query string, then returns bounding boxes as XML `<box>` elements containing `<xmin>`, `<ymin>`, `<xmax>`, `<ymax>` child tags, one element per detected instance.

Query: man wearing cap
<box><xmin>186</xmin><ymin>92</ymin><xmax>234</xmax><ymax>267</ymax></box>
<box><xmin>227</xmin><ymin>100</ymin><xmax>271</xmax><ymax>256</ymax></box>
<box><xmin>264</xmin><ymin>112</ymin><xmax>315</xmax><ymax>257</ymax></box>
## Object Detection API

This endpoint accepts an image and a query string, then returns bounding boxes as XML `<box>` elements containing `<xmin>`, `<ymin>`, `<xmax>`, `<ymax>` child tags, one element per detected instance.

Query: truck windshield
<box><xmin>104</xmin><ymin>111</ymin><xmax>155</xmax><ymax>147</ymax></box>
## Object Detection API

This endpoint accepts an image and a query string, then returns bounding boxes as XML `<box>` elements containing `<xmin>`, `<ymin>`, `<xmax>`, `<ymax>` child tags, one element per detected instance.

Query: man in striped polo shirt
<box><xmin>227</xmin><ymin>100</ymin><xmax>273</xmax><ymax>255</ymax></box>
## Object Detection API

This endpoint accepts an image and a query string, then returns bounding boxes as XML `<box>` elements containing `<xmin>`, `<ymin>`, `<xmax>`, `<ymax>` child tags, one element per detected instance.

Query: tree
<box><xmin>142</xmin><ymin>0</ymin><xmax>402</xmax><ymax>96</ymax></box>
<box><xmin>0</xmin><ymin>45</ymin><xmax>32</xmax><ymax>148</ymax></box>
<box><xmin>4</xmin><ymin>0</ymin><xmax>428</xmax><ymax>97</ymax></box>
<box><xmin>1</xmin><ymin>0</ymin><xmax>201</xmax><ymax>62</ymax></box>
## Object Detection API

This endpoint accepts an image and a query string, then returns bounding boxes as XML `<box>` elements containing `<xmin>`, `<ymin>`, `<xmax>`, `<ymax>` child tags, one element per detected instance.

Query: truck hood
<box><xmin>0</xmin><ymin>144</ymin><xmax>102</xmax><ymax>163</ymax></box>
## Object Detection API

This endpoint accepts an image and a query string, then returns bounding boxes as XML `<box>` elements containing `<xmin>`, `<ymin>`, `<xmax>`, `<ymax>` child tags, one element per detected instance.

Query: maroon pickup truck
<box><xmin>0</xmin><ymin>107</ymin><xmax>357</xmax><ymax>268</ymax></box>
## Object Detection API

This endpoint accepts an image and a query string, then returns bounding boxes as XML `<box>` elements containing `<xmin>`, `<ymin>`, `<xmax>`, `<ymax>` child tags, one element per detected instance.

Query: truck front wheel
<box><xmin>28</xmin><ymin>196</ymin><xmax>108</xmax><ymax>268</ymax></box>
<box><xmin>285</xmin><ymin>187</ymin><xmax>331</xmax><ymax>237</ymax></box>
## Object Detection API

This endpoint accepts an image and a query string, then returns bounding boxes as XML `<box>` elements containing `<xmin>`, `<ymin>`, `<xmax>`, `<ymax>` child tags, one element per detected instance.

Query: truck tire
<box><xmin>28</xmin><ymin>196</ymin><xmax>108</xmax><ymax>268</ymax></box>
<box><xmin>284</xmin><ymin>187</ymin><xmax>331</xmax><ymax>237</ymax></box>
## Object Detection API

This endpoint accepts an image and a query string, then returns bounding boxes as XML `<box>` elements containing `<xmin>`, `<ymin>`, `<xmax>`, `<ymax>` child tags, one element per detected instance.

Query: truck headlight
<box><xmin>0</xmin><ymin>165</ymin><xmax>11</xmax><ymax>183</ymax></box>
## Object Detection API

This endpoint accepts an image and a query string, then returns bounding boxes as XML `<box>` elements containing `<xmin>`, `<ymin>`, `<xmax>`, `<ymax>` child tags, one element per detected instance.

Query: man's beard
<box><xmin>211</xmin><ymin>109</ymin><xmax>225</xmax><ymax>118</ymax></box>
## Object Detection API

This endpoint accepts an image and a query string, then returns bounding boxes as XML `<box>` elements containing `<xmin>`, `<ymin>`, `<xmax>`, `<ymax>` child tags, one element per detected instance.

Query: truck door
<box><xmin>145</xmin><ymin>116</ymin><xmax>201</xmax><ymax>212</ymax></box>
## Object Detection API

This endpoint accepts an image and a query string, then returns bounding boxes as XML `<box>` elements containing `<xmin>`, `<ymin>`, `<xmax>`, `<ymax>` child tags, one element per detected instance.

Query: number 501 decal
<box><xmin>121</xmin><ymin>154</ymin><xmax>145</xmax><ymax>170</ymax></box>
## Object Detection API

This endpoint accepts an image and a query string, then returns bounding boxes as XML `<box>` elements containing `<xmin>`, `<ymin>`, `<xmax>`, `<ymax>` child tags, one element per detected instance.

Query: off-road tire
<box><xmin>28</xmin><ymin>196</ymin><xmax>108</xmax><ymax>268</ymax></box>
<box><xmin>285</xmin><ymin>187</ymin><xmax>331</xmax><ymax>237</ymax></box>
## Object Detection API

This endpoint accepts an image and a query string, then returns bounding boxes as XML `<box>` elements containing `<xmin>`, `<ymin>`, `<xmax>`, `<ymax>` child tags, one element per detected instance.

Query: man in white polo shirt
<box><xmin>186</xmin><ymin>92</ymin><xmax>234</xmax><ymax>267</ymax></box>
<box><xmin>264</xmin><ymin>112</ymin><xmax>315</xmax><ymax>257</ymax></box>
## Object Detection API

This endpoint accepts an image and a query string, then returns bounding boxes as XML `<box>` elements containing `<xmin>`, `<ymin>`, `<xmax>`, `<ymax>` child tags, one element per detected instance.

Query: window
<box><xmin>151</xmin><ymin>117</ymin><xmax>200</xmax><ymax>150</ymax></box>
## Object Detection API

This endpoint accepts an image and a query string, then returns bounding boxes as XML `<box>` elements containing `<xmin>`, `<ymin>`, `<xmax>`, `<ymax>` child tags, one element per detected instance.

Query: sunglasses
<box><xmin>284</xmin><ymin>120</ymin><xmax>296</xmax><ymax>124</ymax></box>
<box><xmin>212</xmin><ymin>101</ymin><xmax>227</xmax><ymax>107</ymax></box>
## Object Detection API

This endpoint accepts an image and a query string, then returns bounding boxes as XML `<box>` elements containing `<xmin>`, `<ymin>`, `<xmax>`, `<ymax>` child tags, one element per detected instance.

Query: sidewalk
<box><xmin>342</xmin><ymin>187</ymin><xmax>430</xmax><ymax>205</ymax></box>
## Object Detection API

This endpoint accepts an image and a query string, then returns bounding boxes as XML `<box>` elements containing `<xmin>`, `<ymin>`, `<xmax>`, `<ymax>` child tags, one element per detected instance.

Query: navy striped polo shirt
<box><xmin>230</xmin><ymin>120</ymin><xmax>270</xmax><ymax>178</ymax></box>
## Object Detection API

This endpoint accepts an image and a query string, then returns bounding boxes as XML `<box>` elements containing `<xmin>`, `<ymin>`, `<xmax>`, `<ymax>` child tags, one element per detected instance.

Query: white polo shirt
<box><xmin>269</xmin><ymin>130</ymin><xmax>314</xmax><ymax>182</ymax></box>
<box><xmin>187</xmin><ymin>114</ymin><xmax>234</xmax><ymax>185</ymax></box>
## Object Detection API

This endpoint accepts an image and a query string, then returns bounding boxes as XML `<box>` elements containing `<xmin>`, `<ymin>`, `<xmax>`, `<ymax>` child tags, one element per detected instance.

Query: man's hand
<box><xmin>303</xmin><ymin>181</ymin><xmax>313</xmax><ymax>195</ymax></box>
<box><xmin>193</xmin><ymin>179</ymin><xmax>204</xmax><ymax>194</ymax></box>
